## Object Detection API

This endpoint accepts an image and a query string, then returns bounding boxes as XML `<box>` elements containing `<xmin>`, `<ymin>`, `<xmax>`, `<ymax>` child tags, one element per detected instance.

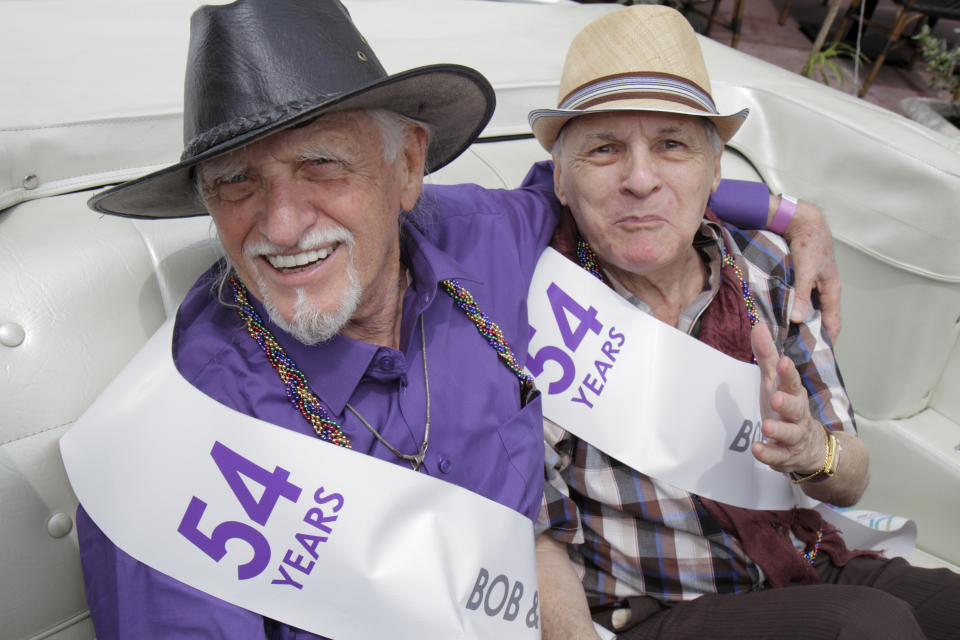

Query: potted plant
<box><xmin>900</xmin><ymin>24</ymin><xmax>960</xmax><ymax>140</ymax></box>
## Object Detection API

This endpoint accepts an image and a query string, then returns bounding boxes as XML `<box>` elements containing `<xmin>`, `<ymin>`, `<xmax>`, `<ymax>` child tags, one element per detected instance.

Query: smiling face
<box><xmin>199</xmin><ymin>110</ymin><xmax>426</xmax><ymax>344</ymax></box>
<box><xmin>553</xmin><ymin>111</ymin><xmax>722</xmax><ymax>285</ymax></box>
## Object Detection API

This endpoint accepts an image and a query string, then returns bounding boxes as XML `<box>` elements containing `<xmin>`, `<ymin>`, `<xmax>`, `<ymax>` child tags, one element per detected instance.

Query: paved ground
<box><xmin>691</xmin><ymin>0</ymin><xmax>959</xmax><ymax>116</ymax></box>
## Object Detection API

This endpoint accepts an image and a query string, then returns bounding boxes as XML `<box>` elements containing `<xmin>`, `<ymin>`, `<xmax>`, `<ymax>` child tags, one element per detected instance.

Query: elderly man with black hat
<box><xmin>62</xmin><ymin>1</ymin><xmax>846</xmax><ymax>638</ymax></box>
<box><xmin>530</xmin><ymin>6</ymin><xmax>960</xmax><ymax>640</ymax></box>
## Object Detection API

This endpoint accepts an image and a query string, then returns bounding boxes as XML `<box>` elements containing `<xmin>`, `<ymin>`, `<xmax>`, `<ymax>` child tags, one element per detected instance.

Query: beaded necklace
<box><xmin>439</xmin><ymin>279</ymin><xmax>534</xmax><ymax>397</ymax></box>
<box><xmin>232</xmin><ymin>275</ymin><xmax>352</xmax><ymax>448</ymax></box>
<box><xmin>575</xmin><ymin>236</ymin><xmax>760</xmax><ymax>327</ymax></box>
<box><xmin>719</xmin><ymin>244</ymin><xmax>760</xmax><ymax>327</ymax></box>
<box><xmin>231</xmin><ymin>274</ymin><xmax>532</xmax><ymax>458</ymax></box>
<box><xmin>802</xmin><ymin>528</ymin><xmax>823</xmax><ymax>565</ymax></box>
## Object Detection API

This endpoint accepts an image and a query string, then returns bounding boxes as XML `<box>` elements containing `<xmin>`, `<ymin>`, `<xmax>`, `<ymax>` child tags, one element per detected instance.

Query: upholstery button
<box><xmin>0</xmin><ymin>323</ymin><xmax>25</xmax><ymax>347</ymax></box>
<box><xmin>47</xmin><ymin>513</ymin><xmax>73</xmax><ymax>538</ymax></box>
<box><xmin>22</xmin><ymin>174</ymin><xmax>39</xmax><ymax>190</ymax></box>
<box><xmin>439</xmin><ymin>458</ymin><xmax>452</xmax><ymax>474</ymax></box>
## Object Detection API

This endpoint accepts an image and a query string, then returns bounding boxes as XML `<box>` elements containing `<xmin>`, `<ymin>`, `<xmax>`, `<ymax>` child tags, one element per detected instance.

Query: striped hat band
<box><xmin>560</xmin><ymin>72</ymin><xmax>718</xmax><ymax>115</ymax></box>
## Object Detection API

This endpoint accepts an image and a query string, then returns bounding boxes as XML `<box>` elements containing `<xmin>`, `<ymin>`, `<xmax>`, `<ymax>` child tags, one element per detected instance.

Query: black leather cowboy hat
<box><xmin>88</xmin><ymin>0</ymin><xmax>495</xmax><ymax>219</ymax></box>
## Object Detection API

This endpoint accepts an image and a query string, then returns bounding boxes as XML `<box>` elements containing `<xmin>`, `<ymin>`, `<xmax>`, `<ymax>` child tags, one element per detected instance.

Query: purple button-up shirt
<box><xmin>76</xmin><ymin>163</ymin><xmax>770</xmax><ymax>639</ymax></box>
<box><xmin>77</xmin><ymin>176</ymin><xmax>558</xmax><ymax>640</ymax></box>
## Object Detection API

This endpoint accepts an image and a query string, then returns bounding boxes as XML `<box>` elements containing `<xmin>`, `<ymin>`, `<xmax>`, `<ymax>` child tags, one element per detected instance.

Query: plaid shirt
<box><xmin>538</xmin><ymin>220</ymin><xmax>856</xmax><ymax>604</ymax></box>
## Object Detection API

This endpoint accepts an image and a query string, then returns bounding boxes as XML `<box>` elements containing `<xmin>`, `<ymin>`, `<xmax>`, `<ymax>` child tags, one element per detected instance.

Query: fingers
<box><xmin>769</xmin><ymin>356</ymin><xmax>806</xmax><ymax>420</ymax></box>
<box><xmin>790</xmin><ymin>274</ymin><xmax>842</xmax><ymax>343</ymax></box>
<box><xmin>782</xmin><ymin>199</ymin><xmax>843</xmax><ymax>342</ymax></box>
<box><xmin>752</xmin><ymin>437</ymin><xmax>803</xmax><ymax>471</ymax></box>
<box><xmin>750</xmin><ymin>323</ymin><xmax>778</xmax><ymax>378</ymax></box>
<box><xmin>752</xmin><ymin>325</ymin><xmax>807</xmax><ymax>419</ymax></box>
<box><xmin>752</xmin><ymin>418</ymin><xmax>824</xmax><ymax>472</ymax></box>
<box><xmin>817</xmin><ymin>277</ymin><xmax>843</xmax><ymax>344</ymax></box>
<box><xmin>789</xmin><ymin>270</ymin><xmax>813</xmax><ymax>327</ymax></box>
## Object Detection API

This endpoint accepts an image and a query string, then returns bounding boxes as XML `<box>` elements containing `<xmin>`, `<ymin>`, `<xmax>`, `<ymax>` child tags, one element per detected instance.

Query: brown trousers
<box><xmin>590</xmin><ymin>556</ymin><xmax>960</xmax><ymax>639</ymax></box>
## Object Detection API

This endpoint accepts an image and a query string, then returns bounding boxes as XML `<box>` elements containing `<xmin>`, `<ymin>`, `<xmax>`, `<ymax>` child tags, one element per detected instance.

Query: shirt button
<box><xmin>379</xmin><ymin>356</ymin><xmax>394</xmax><ymax>370</ymax></box>
<box><xmin>439</xmin><ymin>458</ymin><xmax>452</xmax><ymax>474</ymax></box>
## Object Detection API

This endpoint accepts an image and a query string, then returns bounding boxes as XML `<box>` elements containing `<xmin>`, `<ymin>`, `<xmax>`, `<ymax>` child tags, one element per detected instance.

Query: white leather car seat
<box><xmin>2</xmin><ymin>2</ymin><xmax>958</xmax><ymax>639</ymax></box>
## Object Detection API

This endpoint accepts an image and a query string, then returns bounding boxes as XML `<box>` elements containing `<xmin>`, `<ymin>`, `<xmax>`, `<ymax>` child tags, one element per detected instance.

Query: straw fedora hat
<box><xmin>89</xmin><ymin>0</ymin><xmax>494</xmax><ymax>219</ymax></box>
<box><xmin>529</xmin><ymin>4</ymin><xmax>748</xmax><ymax>151</ymax></box>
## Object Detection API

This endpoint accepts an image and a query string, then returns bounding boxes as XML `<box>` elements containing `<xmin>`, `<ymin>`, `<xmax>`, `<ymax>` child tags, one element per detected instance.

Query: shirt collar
<box><xmin>397</xmin><ymin>219</ymin><xmax>485</xmax><ymax>349</ymax></box>
<box><xmin>402</xmin><ymin>219</ymin><xmax>485</xmax><ymax>290</ymax></box>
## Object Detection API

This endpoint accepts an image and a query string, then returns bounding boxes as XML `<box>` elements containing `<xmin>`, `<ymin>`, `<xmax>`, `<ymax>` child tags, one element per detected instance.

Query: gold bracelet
<box><xmin>790</xmin><ymin>422</ymin><xmax>839</xmax><ymax>484</ymax></box>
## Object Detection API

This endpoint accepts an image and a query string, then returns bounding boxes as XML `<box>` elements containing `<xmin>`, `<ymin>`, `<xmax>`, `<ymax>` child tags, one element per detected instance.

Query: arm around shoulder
<box><xmin>781</xmin><ymin>199</ymin><xmax>842</xmax><ymax>342</ymax></box>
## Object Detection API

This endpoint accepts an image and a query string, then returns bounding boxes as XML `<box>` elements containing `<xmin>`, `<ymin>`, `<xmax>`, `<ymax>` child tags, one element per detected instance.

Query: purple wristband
<box><xmin>707</xmin><ymin>179</ymin><xmax>770</xmax><ymax>229</ymax></box>
<box><xmin>769</xmin><ymin>195</ymin><xmax>798</xmax><ymax>235</ymax></box>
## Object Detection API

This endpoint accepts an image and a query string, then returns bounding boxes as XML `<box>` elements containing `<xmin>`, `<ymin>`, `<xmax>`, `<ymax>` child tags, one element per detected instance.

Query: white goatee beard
<box><xmin>262</xmin><ymin>263</ymin><xmax>361</xmax><ymax>345</ymax></box>
<box><xmin>244</xmin><ymin>227</ymin><xmax>363</xmax><ymax>345</ymax></box>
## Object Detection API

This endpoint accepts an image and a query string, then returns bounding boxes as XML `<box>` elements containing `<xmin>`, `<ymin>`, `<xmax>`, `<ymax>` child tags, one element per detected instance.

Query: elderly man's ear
<box><xmin>551</xmin><ymin>155</ymin><xmax>569</xmax><ymax>207</ymax></box>
<box><xmin>710</xmin><ymin>148</ymin><xmax>723</xmax><ymax>193</ymax></box>
<box><xmin>399</xmin><ymin>125</ymin><xmax>429</xmax><ymax>212</ymax></box>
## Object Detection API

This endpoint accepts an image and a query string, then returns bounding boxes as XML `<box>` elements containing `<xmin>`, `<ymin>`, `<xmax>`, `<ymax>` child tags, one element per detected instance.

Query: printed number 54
<box><xmin>526</xmin><ymin>283</ymin><xmax>602</xmax><ymax>395</ymax></box>
<box><xmin>177</xmin><ymin>441</ymin><xmax>302</xmax><ymax>580</ymax></box>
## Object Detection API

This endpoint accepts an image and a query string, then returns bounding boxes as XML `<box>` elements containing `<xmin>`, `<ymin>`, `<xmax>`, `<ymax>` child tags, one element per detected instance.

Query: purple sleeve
<box><xmin>708</xmin><ymin>179</ymin><xmax>771</xmax><ymax>229</ymax></box>
<box><xmin>76</xmin><ymin>504</ymin><xmax>291</xmax><ymax>639</ymax></box>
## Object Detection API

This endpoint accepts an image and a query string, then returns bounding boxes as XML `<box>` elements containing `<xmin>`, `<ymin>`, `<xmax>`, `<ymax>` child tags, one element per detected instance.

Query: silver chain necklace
<box><xmin>345</xmin><ymin>315</ymin><xmax>431</xmax><ymax>471</ymax></box>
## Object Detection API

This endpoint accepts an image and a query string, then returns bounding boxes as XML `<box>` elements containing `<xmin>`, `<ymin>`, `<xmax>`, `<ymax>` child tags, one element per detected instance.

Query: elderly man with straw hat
<box><xmin>531</xmin><ymin>6</ymin><xmax>960</xmax><ymax>640</ymax></box>
<box><xmin>62</xmin><ymin>0</ymin><xmax>848</xmax><ymax>638</ymax></box>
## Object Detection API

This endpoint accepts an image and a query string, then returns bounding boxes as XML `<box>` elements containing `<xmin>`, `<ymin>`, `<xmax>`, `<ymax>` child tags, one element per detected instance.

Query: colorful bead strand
<box><xmin>577</xmin><ymin>237</ymin><xmax>604</xmax><ymax>281</ymax></box>
<box><xmin>232</xmin><ymin>276</ymin><xmax>352</xmax><ymax>448</ymax></box>
<box><xmin>439</xmin><ymin>279</ymin><xmax>534</xmax><ymax>396</ymax></box>
<box><xmin>803</xmin><ymin>528</ymin><xmax>824</xmax><ymax>565</ymax></box>
<box><xmin>232</xmin><ymin>274</ymin><xmax>534</xmax><ymax>449</ymax></box>
<box><xmin>720</xmin><ymin>244</ymin><xmax>760</xmax><ymax>327</ymax></box>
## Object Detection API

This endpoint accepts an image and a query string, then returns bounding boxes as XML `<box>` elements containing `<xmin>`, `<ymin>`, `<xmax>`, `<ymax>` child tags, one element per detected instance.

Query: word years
<box><xmin>272</xmin><ymin>488</ymin><xmax>343</xmax><ymax>590</ymax></box>
<box><xmin>570</xmin><ymin>327</ymin><xmax>625</xmax><ymax>409</ymax></box>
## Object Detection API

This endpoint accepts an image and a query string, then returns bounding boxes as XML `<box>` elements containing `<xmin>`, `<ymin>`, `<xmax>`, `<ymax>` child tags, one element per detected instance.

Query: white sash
<box><xmin>526</xmin><ymin>249</ymin><xmax>918</xmax><ymax>557</ymax></box>
<box><xmin>61</xmin><ymin>321</ymin><xmax>540</xmax><ymax>639</ymax></box>
<box><xmin>526</xmin><ymin>248</ymin><xmax>797</xmax><ymax>510</ymax></box>
<box><xmin>815</xmin><ymin>503</ymin><xmax>917</xmax><ymax>559</ymax></box>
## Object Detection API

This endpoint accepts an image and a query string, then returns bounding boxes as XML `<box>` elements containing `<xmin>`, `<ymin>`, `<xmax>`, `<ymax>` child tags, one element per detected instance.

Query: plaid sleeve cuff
<box><xmin>537</xmin><ymin>419</ymin><xmax>584</xmax><ymax>544</ymax></box>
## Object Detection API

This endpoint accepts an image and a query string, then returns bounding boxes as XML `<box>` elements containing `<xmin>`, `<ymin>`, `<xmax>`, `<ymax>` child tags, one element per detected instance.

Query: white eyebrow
<box><xmin>198</xmin><ymin>155</ymin><xmax>249</xmax><ymax>188</ymax></box>
<box><xmin>582</xmin><ymin>132</ymin><xmax>618</xmax><ymax>143</ymax></box>
<box><xmin>296</xmin><ymin>143</ymin><xmax>344</xmax><ymax>164</ymax></box>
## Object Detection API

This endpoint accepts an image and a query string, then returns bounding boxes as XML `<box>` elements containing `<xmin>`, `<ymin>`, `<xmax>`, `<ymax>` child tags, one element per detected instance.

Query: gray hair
<box><xmin>367</xmin><ymin>108</ymin><xmax>434</xmax><ymax>166</ymax></box>
<box><xmin>702</xmin><ymin>118</ymin><xmax>723</xmax><ymax>155</ymax></box>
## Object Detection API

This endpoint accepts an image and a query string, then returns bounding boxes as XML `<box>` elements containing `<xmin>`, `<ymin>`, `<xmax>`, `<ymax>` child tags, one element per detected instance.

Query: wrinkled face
<box><xmin>553</xmin><ymin>111</ymin><xmax>722</xmax><ymax>281</ymax></box>
<box><xmin>200</xmin><ymin>111</ymin><xmax>426</xmax><ymax>344</ymax></box>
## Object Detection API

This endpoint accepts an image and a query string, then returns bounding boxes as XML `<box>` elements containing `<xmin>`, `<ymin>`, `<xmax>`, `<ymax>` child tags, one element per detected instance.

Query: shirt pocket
<box><xmin>496</xmin><ymin>392</ymin><xmax>544</xmax><ymax>521</ymax></box>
